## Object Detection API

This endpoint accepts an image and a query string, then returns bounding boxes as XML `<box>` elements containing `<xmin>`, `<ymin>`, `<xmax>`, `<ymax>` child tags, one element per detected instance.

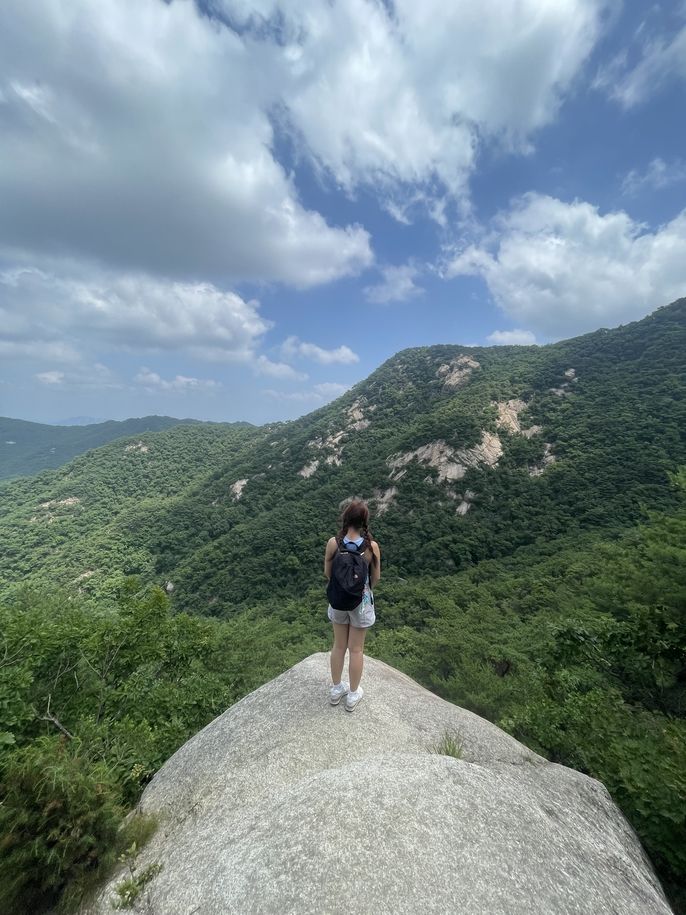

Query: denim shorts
<box><xmin>327</xmin><ymin>585</ymin><xmax>375</xmax><ymax>629</ymax></box>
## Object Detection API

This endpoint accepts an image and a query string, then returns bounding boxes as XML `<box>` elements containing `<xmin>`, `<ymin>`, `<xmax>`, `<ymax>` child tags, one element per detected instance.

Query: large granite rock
<box><xmin>81</xmin><ymin>653</ymin><xmax>673</xmax><ymax>914</ymax></box>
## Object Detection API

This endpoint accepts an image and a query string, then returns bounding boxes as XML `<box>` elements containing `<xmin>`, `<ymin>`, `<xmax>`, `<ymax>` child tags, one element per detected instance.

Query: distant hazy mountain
<box><xmin>0</xmin><ymin>415</ymin><xmax>191</xmax><ymax>480</ymax></box>
<box><xmin>51</xmin><ymin>416</ymin><xmax>107</xmax><ymax>426</ymax></box>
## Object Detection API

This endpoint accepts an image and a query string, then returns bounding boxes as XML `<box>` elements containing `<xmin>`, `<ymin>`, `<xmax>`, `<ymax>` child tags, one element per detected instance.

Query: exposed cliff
<box><xmin>81</xmin><ymin>654</ymin><xmax>673</xmax><ymax>915</ymax></box>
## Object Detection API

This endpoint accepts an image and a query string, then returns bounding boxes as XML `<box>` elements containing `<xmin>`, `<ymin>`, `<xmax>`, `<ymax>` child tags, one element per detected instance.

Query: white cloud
<box><xmin>264</xmin><ymin>380</ymin><xmax>350</xmax><ymax>403</ymax></box>
<box><xmin>36</xmin><ymin>371</ymin><xmax>65</xmax><ymax>385</ymax></box>
<box><xmin>280</xmin><ymin>336</ymin><xmax>359</xmax><ymax>364</ymax></box>
<box><xmin>364</xmin><ymin>263</ymin><xmax>423</xmax><ymax>304</ymax></box>
<box><xmin>0</xmin><ymin>339</ymin><xmax>81</xmax><ymax>364</ymax></box>
<box><xmin>215</xmin><ymin>0</ymin><xmax>608</xmax><ymax>207</ymax></box>
<box><xmin>383</xmin><ymin>200</ymin><xmax>413</xmax><ymax>226</ymax></box>
<box><xmin>486</xmin><ymin>329</ymin><xmax>538</xmax><ymax>346</ymax></box>
<box><xmin>595</xmin><ymin>18</ymin><xmax>686</xmax><ymax>107</ymax></box>
<box><xmin>313</xmin><ymin>382</ymin><xmax>350</xmax><ymax>398</ymax></box>
<box><xmin>134</xmin><ymin>368</ymin><xmax>221</xmax><ymax>393</ymax></box>
<box><xmin>0</xmin><ymin>0</ymin><xmax>372</xmax><ymax>286</ymax></box>
<box><xmin>263</xmin><ymin>388</ymin><xmax>321</xmax><ymax>402</ymax></box>
<box><xmin>254</xmin><ymin>356</ymin><xmax>308</xmax><ymax>380</ymax></box>
<box><xmin>446</xmin><ymin>194</ymin><xmax>686</xmax><ymax>338</ymax></box>
<box><xmin>621</xmin><ymin>158</ymin><xmax>686</xmax><ymax>196</ymax></box>
<box><xmin>33</xmin><ymin>362</ymin><xmax>120</xmax><ymax>390</ymax></box>
<box><xmin>0</xmin><ymin>0</ymin><xmax>612</xmax><ymax>317</ymax></box>
<box><xmin>0</xmin><ymin>266</ymin><xmax>270</xmax><ymax>362</ymax></box>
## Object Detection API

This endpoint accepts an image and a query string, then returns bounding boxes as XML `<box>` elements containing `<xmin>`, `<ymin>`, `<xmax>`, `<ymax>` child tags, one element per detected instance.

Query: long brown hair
<box><xmin>336</xmin><ymin>497</ymin><xmax>376</xmax><ymax>565</ymax></box>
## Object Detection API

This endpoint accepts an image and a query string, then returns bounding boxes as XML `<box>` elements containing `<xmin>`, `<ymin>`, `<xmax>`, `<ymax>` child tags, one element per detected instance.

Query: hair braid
<box><xmin>337</xmin><ymin>497</ymin><xmax>376</xmax><ymax>566</ymax></box>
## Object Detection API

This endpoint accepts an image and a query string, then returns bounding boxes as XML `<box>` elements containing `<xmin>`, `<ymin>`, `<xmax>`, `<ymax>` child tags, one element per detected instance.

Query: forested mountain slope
<box><xmin>0</xmin><ymin>415</ymin><xmax>189</xmax><ymax>480</ymax></box>
<box><xmin>1</xmin><ymin>299</ymin><xmax>685</xmax><ymax>913</ymax></box>
<box><xmin>1</xmin><ymin>298</ymin><xmax>684</xmax><ymax>611</ymax></box>
<box><xmin>0</xmin><ymin>422</ymin><xmax>258</xmax><ymax>600</ymax></box>
<box><xmin>164</xmin><ymin>297</ymin><xmax>684</xmax><ymax>613</ymax></box>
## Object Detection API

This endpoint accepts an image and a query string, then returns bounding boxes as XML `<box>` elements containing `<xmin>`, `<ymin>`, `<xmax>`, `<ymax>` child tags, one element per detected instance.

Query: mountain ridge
<box><xmin>0</xmin><ymin>415</ymin><xmax>206</xmax><ymax>481</ymax></box>
<box><xmin>1</xmin><ymin>298</ymin><xmax>684</xmax><ymax>610</ymax></box>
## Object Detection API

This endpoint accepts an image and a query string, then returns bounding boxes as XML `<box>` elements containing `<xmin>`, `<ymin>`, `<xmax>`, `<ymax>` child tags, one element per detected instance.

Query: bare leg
<box><xmin>330</xmin><ymin>622</ymin><xmax>349</xmax><ymax>684</ymax></box>
<box><xmin>347</xmin><ymin>625</ymin><xmax>368</xmax><ymax>692</ymax></box>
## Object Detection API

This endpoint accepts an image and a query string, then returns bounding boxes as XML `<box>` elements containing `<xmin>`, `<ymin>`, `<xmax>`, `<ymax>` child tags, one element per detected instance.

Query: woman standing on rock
<box><xmin>324</xmin><ymin>498</ymin><xmax>381</xmax><ymax>711</ymax></box>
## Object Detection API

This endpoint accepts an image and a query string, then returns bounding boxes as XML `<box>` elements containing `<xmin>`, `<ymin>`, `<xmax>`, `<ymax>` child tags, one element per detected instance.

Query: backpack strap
<box><xmin>335</xmin><ymin>535</ymin><xmax>371</xmax><ymax>561</ymax></box>
<box><xmin>338</xmin><ymin>541</ymin><xmax>365</xmax><ymax>555</ymax></box>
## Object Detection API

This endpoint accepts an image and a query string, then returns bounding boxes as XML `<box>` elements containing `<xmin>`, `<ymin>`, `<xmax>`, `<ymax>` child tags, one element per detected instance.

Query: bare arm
<box><xmin>370</xmin><ymin>541</ymin><xmax>381</xmax><ymax>588</ymax></box>
<box><xmin>324</xmin><ymin>537</ymin><xmax>337</xmax><ymax>579</ymax></box>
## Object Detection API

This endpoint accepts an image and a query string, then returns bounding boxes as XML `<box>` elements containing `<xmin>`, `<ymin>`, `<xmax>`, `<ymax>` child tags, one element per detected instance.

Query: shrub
<box><xmin>0</xmin><ymin>735</ymin><xmax>124</xmax><ymax>914</ymax></box>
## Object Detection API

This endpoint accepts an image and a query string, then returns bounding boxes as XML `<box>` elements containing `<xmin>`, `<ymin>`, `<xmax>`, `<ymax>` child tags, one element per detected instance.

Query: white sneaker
<box><xmin>329</xmin><ymin>681</ymin><xmax>349</xmax><ymax>705</ymax></box>
<box><xmin>345</xmin><ymin>686</ymin><xmax>364</xmax><ymax>712</ymax></box>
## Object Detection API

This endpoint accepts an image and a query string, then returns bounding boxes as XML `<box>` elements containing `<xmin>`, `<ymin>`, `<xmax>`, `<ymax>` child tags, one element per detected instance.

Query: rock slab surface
<box><xmin>81</xmin><ymin>653</ymin><xmax>673</xmax><ymax>915</ymax></box>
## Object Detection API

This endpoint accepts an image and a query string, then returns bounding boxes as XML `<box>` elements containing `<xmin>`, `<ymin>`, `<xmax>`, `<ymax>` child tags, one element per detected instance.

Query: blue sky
<box><xmin>1</xmin><ymin>0</ymin><xmax>685</xmax><ymax>425</ymax></box>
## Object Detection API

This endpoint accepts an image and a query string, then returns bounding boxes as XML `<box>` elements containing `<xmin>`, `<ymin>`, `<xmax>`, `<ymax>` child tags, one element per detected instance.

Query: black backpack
<box><xmin>327</xmin><ymin>539</ymin><xmax>369</xmax><ymax>611</ymax></box>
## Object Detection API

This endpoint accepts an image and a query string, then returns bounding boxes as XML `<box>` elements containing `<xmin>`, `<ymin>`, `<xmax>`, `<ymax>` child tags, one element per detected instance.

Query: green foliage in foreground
<box><xmin>1</xmin><ymin>477</ymin><xmax>684</xmax><ymax>913</ymax></box>
<box><xmin>0</xmin><ymin>582</ymin><xmax>325</xmax><ymax>913</ymax></box>
<box><xmin>247</xmin><ymin>473</ymin><xmax>686</xmax><ymax>911</ymax></box>
<box><xmin>369</xmin><ymin>474</ymin><xmax>686</xmax><ymax>910</ymax></box>
<box><xmin>429</xmin><ymin>729</ymin><xmax>465</xmax><ymax>760</ymax></box>
<box><xmin>2</xmin><ymin>736</ymin><xmax>125</xmax><ymax>912</ymax></box>
<box><xmin>111</xmin><ymin>841</ymin><xmax>163</xmax><ymax>911</ymax></box>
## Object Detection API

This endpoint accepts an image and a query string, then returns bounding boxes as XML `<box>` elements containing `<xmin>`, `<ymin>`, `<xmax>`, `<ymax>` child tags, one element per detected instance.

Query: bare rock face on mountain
<box><xmin>80</xmin><ymin>655</ymin><xmax>673</xmax><ymax>915</ymax></box>
<box><xmin>437</xmin><ymin>354</ymin><xmax>480</xmax><ymax>387</ymax></box>
<box><xmin>388</xmin><ymin>431</ymin><xmax>503</xmax><ymax>484</ymax></box>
